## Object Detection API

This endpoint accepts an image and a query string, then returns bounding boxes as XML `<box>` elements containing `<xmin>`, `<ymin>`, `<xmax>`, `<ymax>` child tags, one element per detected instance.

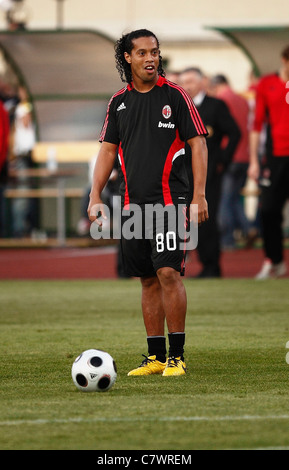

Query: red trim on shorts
<box><xmin>118</xmin><ymin>144</ymin><xmax>130</xmax><ymax>208</ymax></box>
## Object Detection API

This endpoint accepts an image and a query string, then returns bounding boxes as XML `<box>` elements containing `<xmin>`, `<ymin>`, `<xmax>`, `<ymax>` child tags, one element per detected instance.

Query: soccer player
<box><xmin>88</xmin><ymin>29</ymin><xmax>208</xmax><ymax>376</ymax></box>
<box><xmin>248</xmin><ymin>45</ymin><xmax>289</xmax><ymax>279</ymax></box>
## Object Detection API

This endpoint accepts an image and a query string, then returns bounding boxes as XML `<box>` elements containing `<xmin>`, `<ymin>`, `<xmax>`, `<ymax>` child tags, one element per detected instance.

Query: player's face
<box><xmin>124</xmin><ymin>36</ymin><xmax>160</xmax><ymax>87</ymax></box>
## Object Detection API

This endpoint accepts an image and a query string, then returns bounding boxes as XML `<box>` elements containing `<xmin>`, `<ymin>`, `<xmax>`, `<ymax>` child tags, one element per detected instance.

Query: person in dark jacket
<box><xmin>180</xmin><ymin>67</ymin><xmax>241</xmax><ymax>277</ymax></box>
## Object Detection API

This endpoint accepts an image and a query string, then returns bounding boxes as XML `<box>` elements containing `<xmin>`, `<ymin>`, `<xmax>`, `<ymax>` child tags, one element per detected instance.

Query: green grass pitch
<box><xmin>0</xmin><ymin>278</ymin><xmax>289</xmax><ymax>450</ymax></box>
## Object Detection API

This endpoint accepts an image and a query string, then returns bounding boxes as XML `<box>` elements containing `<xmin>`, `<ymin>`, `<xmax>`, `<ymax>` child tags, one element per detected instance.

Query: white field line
<box><xmin>1</xmin><ymin>414</ymin><xmax>289</xmax><ymax>426</ymax></box>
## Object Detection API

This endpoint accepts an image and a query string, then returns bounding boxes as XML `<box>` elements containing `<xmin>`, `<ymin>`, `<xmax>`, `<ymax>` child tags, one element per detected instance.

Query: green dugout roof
<box><xmin>209</xmin><ymin>25</ymin><xmax>289</xmax><ymax>76</ymax></box>
<box><xmin>0</xmin><ymin>29</ymin><xmax>122</xmax><ymax>141</ymax></box>
<box><xmin>1</xmin><ymin>26</ymin><xmax>289</xmax><ymax>142</ymax></box>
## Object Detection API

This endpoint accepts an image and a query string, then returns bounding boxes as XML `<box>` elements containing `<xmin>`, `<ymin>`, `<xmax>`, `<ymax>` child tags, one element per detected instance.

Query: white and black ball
<box><xmin>71</xmin><ymin>349</ymin><xmax>117</xmax><ymax>392</ymax></box>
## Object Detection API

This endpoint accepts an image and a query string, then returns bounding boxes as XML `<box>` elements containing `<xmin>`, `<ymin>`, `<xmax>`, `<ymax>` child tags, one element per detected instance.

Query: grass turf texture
<box><xmin>0</xmin><ymin>278</ymin><xmax>289</xmax><ymax>450</ymax></box>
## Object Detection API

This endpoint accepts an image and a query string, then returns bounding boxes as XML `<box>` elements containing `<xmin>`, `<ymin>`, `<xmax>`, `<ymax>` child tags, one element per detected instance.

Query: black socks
<box><xmin>147</xmin><ymin>332</ymin><xmax>185</xmax><ymax>362</ymax></box>
<box><xmin>147</xmin><ymin>336</ymin><xmax>166</xmax><ymax>363</ymax></box>
<box><xmin>168</xmin><ymin>332</ymin><xmax>185</xmax><ymax>360</ymax></box>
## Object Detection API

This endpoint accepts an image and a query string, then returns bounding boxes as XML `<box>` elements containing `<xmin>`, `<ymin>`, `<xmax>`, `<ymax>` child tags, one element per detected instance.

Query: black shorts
<box><xmin>120</xmin><ymin>199</ymin><xmax>188</xmax><ymax>277</ymax></box>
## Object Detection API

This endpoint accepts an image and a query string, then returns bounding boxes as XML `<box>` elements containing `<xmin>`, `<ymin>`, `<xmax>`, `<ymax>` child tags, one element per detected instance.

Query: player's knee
<box><xmin>157</xmin><ymin>266</ymin><xmax>179</xmax><ymax>286</ymax></box>
<box><xmin>140</xmin><ymin>275</ymin><xmax>158</xmax><ymax>289</ymax></box>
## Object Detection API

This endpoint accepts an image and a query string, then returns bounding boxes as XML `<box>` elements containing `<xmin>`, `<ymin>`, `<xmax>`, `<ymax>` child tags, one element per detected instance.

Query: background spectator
<box><xmin>248</xmin><ymin>45</ymin><xmax>289</xmax><ymax>279</ymax></box>
<box><xmin>10</xmin><ymin>85</ymin><xmax>37</xmax><ymax>237</ymax></box>
<box><xmin>210</xmin><ymin>74</ymin><xmax>258</xmax><ymax>250</ymax></box>
<box><xmin>180</xmin><ymin>67</ymin><xmax>240</xmax><ymax>277</ymax></box>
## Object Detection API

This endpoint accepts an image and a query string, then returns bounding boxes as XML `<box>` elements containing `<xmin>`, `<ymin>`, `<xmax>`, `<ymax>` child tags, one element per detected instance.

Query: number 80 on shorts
<box><xmin>156</xmin><ymin>231</ymin><xmax>177</xmax><ymax>253</ymax></box>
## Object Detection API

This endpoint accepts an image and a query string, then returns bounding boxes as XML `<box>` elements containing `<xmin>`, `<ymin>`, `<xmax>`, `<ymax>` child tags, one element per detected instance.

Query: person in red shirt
<box><xmin>0</xmin><ymin>100</ymin><xmax>9</xmax><ymax>237</ymax></box>
<box><xmin>211</xmin><ymin>74</ymin><xmax>258</xmax><ymax>250</ymax></box>
<box><xmin>248</xmin><ymin>45</ymin><xmax>289</xmax><ymax>279</ymax></box>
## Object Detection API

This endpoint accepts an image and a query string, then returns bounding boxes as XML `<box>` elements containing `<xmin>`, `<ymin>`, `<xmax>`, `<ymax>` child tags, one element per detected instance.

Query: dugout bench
<box><xmin>5</xmin><ymin>141</ymin><xmax>101</xmax><ymax>246</ymax></box>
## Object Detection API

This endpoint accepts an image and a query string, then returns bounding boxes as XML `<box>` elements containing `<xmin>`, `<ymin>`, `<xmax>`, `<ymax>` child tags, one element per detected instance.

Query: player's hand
<box><xmin>87</xmin><ymin>197</ymin><xmax>107</xmax><ymax>227</ymax></box>
<box><xmin>190</xmin><ymin>195</ymin><xmax>209</xmax><ymax>225</ymax></box>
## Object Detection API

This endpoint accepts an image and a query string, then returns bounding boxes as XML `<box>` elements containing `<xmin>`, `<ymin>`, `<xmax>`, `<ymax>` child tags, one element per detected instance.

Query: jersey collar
<box><xmin>127</xmin><ymin>75</ymin><xmax>166</xmax><ymax>91</ymax></box>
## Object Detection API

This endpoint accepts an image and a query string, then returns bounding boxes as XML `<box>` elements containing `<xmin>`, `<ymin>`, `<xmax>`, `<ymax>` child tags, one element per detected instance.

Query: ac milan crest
<box><xmin>162</xmin><ymin>105</ymin><xmax>172</xmax><ymax>119</ymax></box>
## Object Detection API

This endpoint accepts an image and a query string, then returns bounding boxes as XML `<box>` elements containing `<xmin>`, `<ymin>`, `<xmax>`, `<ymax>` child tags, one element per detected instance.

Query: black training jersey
<box><xmin>99</xmin><ymin>76</ymin><xmax>207</xmax><ymax>206</ymax></box>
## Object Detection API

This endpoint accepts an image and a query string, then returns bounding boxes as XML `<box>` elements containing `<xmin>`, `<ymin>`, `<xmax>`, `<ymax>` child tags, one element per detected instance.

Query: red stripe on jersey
<box><xmin>156</xmin><ymin>76</ymin><xmax>166</xmax><ymax>87</ymax></box>
<box><xmin>99</xmin><ymin>87</ymin><xmax>126</xmax><ymax>142</ymax></box>
<box><xmin>180</xmin><ymin>205</ymin><xmax>188</xmax><ymax>274</ymax></box>
<box><xmin>118</xmin><ymin>144</ymin><xmax>130</xmax><ymax>208</ymax></box>
<box><xmin>162</xmin><ymin>130</ymin><xmax>184</xmax><ymax>206</ymax></box>
<box><xmin>166</xmin><ymin>80</ymin><xmax>207</xmax><ymax>135</ymax></box>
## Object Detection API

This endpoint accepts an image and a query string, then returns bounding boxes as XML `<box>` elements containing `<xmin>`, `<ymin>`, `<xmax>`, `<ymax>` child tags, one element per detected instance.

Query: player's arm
<box><xmin>88</xmin><ymin>141</ymin><xmax>118</xmax><ymax>225</ymax></box>
<box><xmin>187</xmin><ymin>135</ymin><xmax>209</xmax><ymax>224</ymax></box>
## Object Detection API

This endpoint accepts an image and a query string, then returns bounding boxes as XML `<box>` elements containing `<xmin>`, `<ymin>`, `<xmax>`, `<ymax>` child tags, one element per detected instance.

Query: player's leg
<box><xmin>141</xmin><ymin>275</ymin><xmax>165</xmax><ymax>337</ymax></box>
<box><xmin>128</xmin><ymin>275</ymin><xmax>167</xmax><ymax>376</ymax></box>
<box><xmin>156</xmin><ymin>267</ymin><xmax>187</xmax><ymax>376</ymax></box>
<box><xmin>150</xmin><ymin>202</ymin><xmax>188</xmax><ymax>376</ymax></box>
<box><xmin>125</xmin><ymin>202</ymin><xmax>188</xmax><ymax>376</ymax></box>
<box><xmin>156</xmin><ymin>266</ymin><xmax>186</xmax><ymax>334</ymax></box>
<box><xmin>122</xmin><ymin>236</ymin><xmax>167</xmax><ymax>376</ymax></box>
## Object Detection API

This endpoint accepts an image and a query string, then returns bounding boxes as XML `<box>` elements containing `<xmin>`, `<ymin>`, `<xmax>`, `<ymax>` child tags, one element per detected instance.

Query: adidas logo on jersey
<box><xmin>158</xmin><ymin>121</ymin><xmax>175</xmax><ymax>128</ymax></box>
<box><xmin>117</xmin><ymin>102</ymin><xmax>126</xmax><ymax>111</ymax></box>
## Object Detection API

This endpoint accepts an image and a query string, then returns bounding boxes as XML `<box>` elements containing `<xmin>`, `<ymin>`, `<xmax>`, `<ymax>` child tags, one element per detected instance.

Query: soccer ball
<box><xmin>71</xmin><ymin>349</ymin><xmax>117</xmax><ymax>392</ymax></box>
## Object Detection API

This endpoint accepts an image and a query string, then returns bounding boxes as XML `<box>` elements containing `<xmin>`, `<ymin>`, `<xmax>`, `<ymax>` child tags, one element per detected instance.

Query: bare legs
<box><xmin>140</xmin><ymin>267</ymin><xmax>187</xmax><ymax>335</ymax></box>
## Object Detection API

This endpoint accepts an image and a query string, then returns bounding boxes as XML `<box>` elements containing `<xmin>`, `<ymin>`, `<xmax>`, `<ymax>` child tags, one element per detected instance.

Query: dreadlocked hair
<box><xmin>114</xmin><ymin>29</ymin><xmax>165</xmax><ymax>84</ymax></box>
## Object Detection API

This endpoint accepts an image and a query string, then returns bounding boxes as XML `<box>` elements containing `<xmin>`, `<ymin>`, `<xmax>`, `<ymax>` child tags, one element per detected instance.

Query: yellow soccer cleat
<box><xmin>127</xmin><ymin>355</ymin><xmax>167</xmax><ymax>376</ymax></box>
<box><xmin>162</xmin><ymin>356</ymin><xmax>187</xmax><ymax>376</ymax></box>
